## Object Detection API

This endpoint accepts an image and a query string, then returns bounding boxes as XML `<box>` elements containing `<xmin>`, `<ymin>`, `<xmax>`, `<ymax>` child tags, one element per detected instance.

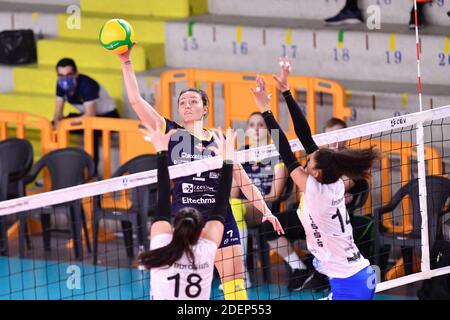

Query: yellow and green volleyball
<box><xmin>99</xmin><ymin>19</ymin><xmax>135</xmax><ymax>55</ymax></box>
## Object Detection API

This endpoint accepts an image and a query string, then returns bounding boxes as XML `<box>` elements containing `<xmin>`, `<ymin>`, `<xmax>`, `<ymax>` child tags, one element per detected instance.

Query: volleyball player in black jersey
<box><xmin>118</xmin><ymin>47</ymin><xmax>283</xmax><ymax>299</ymax></box>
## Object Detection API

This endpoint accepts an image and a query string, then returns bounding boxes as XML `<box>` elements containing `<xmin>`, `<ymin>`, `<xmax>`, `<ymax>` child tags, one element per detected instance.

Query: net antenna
<box><xmin>413</xmin><ymin>0</ymin><xmax>431</xmax><ymax>280</ymax></box>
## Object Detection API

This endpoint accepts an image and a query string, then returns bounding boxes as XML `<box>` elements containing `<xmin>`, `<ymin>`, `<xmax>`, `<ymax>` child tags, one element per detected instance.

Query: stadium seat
<box><xmin>159</xmin><ymin>69</ymin><xmax>352</xmax><ymax>137</ymax></box>
<box><xmin>92</xmin><ymin>154</ymin><xmax>158</xmax><ymax>265</ymax></box>
<box><xmin>374</xmin><ymin>175</ymin><xmax>450</xmax><ymax>276</ymax></box>
<box><xmin>0</xmin><ymin>92</ymin><xmax>88</xmax><ymax>120</ymax></box>
<box><xmin>80</xmin><ymin>0</ymin><xmax>208</xmax><ymax>18</ymax></box>
<box><xmin>13</xmin><ymin>65</ymin><xmax>123</xmax><ymax>100</ymax></box>
<box><xmin>37</xmin><ymin>39</ymin><xmax>150</xmax><ymax>72</ymax></box>
<box><xmin>20</xmin><ymin>147</ymin><xmax>95</xmax><ymax>260</ymax></box>
<box><xmin>246</xmin><ymin>177</ymin><xmax>294</xmax><ymax>283</ymax></box>
<box><xmin>0</xmin><ymin>111</ymin><xmax>56</xmax><ymax>166</ymax></box>
<box><xmin>347</xmin><ymin>179</ymin><xmax>370</xmax><ymax>218</ymax></box>
<box><xmin>56</xmin><ymin>117</ymin><xmax>156</xmax><ymax>179</ymax></box>
<box><xmin>57</xmin><ymin>14</ymin><xmax>166</xmax><ymax>44</ymax></box>
<box><xmin>0</xmin><ymin>138</ymin><xmax>34</xmax><ymax>256</ymax></box>
<box><xmin>348</xmin><ymin>139</ymin><xmax>443</xmax><ymax>233</ymax></box>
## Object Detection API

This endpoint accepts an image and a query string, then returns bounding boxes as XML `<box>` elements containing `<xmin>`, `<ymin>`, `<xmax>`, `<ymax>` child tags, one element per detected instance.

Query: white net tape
<box><xmin>1</xmin><ymin>104</ymin><xmax>450</xmax><ymax>296</ymax></box>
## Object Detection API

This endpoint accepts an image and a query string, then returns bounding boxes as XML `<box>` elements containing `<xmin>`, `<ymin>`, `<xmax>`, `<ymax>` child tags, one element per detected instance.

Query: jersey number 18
<box><xmin>167</xmin><ymin>273</ymin><xmax>203</xmax><ymax>298</ymax></box>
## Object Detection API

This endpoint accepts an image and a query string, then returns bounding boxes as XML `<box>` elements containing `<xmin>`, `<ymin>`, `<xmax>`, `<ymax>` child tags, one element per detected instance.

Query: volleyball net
<box><xmin>1</xmin><ymin>104</ymin><xmax>450</xmax><ymax>300</ymax></box>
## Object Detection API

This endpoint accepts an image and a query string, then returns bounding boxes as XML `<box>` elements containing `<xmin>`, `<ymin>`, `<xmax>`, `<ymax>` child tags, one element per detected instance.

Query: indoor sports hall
<box><xmin>0</xmin><ymin>0</ymin><xmax>449</xmax><ymax>301</ymax></box>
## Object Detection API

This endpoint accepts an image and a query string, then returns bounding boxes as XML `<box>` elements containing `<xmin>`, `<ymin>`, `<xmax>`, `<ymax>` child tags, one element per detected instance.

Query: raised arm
<box><xmin>118</xmin><ymin>47</ymin><xmax>165</xmax><ymax>131</ymax></box>
<box><xmin>251</xmin><ymin>75</ymin><xmax>309</xmax><ymax>192</ymax></box>
<box><xmin>273</xmin><ymin>57</ymin><xmax>319</xmax><ymax>155</ymax></box>
<box><xmin>141</xmin><ymin>121</ymin><xmax>176</xmax><ymax>238</ymax></box>
<box><xmin>233</xmin><ymin>159</ymin><xmax>284</xmax><ymax>234</ymax></box>
<box><xmin>203</xmin><ymin>129</ymin><xmax>235</xmax><ymax>245</ymax></box>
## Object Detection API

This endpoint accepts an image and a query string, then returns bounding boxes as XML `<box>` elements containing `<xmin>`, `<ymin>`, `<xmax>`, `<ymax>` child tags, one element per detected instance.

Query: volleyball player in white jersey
<box><xmin>250</xmin><ymin>58</ymin><xmax>378</xmax><ymax>300</ymax></box>
<box><xmin>138</xmin><ymin>123</ymin><xmax>236</xmax><ymax>300</ymax></box>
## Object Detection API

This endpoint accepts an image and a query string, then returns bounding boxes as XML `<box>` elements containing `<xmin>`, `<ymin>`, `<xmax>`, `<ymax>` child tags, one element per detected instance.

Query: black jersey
<box><xmin>164</xmin><ymin>118</ymin><xmax>228</xmax><ymax>217</ymax></box>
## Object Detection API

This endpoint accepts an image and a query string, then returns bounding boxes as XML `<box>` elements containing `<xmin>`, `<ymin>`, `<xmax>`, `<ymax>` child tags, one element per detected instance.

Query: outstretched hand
<box><xmin>250</xmin><ymin>75</ymin><xmax>272</xmax><ymax>113</ymax></box>
<box><xmin>209</xmin><ymin>128</ymin><xmax>236</xmax><ymax>163</ymax></box>
<box><xmin>272</xmin><ymin>56</ymin><xmax>291</xmax><ymax>92</ymax></box>
<box><xmin>262</xmin><ymin>212</ymin><xmax>285</xmax><ymax>235</ymax></box>
<box><xmin>139</xmin><ymin>120</ymin><xmax>176</xmax><ymax>152</ymax></box>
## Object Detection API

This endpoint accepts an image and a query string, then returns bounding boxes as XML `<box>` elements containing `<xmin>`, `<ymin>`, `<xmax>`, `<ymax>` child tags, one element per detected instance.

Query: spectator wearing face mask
<box><xmin>53</xmin><ymin>58</ymin><xmax>119</xmax><ymax>176</ymax></box>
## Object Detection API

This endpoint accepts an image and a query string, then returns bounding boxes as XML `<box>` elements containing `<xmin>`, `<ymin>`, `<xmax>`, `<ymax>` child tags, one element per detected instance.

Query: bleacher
<box><xmin>165</xmin><ymin>0</ymin><xmax>450</xmax><ymax>126</ymax></box>
<box><xmin>0</xmin><ymin>0</ymin><xmax>207</xmax><ymax>120</ymax></box>
<box><xmin>1</xmin><ymin>0</ymin><xmax>449</xmax><ymax>127</ymax></box>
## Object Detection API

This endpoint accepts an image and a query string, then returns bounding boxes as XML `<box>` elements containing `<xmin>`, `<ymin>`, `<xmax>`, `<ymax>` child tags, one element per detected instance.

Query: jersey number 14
<box><xmin>331</xmin><ymin>208</ymin><xmax>350</xmax><ymax>233</ymax></box>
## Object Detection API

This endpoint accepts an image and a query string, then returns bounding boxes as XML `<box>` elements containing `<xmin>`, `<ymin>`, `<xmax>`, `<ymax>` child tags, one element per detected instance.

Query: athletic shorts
<box><xmin>172</xmin><ymin>205</ymin><xmax>241</xmax><ymax>249</ymax></box>
<box><xmin>218</xmin><ymin>210</ymin><xmax>241</xmax><ymax>249</ymax></box>
<box><xmin>328</xmin><ymin>266</ymin><xmax>376</xmax><ymax>300</ymax></box>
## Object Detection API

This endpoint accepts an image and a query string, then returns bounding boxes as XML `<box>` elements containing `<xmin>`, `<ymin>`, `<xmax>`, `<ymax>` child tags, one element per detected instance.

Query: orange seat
<box><xmin>159</xmin><ymin>69</ymin><xmax>352</xmax><ymax>139</ymax></box>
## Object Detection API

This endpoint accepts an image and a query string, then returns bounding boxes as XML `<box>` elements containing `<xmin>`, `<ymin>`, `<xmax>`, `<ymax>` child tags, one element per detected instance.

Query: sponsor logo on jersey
<box><xmin>173</xmin><ymin>262</ymin><xmax>210</xmax><ymax>270</ymax></box>
<box><xmin>181</xmin><ymin>152</ymin><xmax>213</xmax><ymax>160</ymax></box>
<box><xmin>309</xmin><ymin>215</ymin><xmax>324</xmax><ymax>248</ymax></box>
<box><xmin>182</xmin><ymin>196</ymin><xmax>216</xmax><ymax>205</ymax></box>
<box><xmin>331</xmin><ymin>197</ymin><xmax>344</xmax><ymax>206</ymax></box>
<box><xmin>182</xmin><ymin>183</ymin><xmax>194</xmax><ymax>193</ymax></box>
<box><xmin>346</xmin><ymin>252</ymin><xmax>362</xmax><ymax>263</ymax></box>
<box><xmin>182</xmin><ymin>183</ymin><xmax>215</xmax><ymax>193</ymax></box>
<box><xmin>209</xmin><ymin>172</ymin><xmax>219</xmax><ymax>179</ymax></box>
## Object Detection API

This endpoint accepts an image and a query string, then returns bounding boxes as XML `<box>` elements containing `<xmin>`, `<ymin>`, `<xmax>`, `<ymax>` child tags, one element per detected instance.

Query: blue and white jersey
<box><xmin>297</xmin><ymin>175</ymin><xmax>370</xmax><ymax>279</ymax></box>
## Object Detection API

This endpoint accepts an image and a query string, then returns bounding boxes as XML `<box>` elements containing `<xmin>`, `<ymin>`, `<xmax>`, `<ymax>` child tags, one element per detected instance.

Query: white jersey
<box><xmin>297</xmin><ymin>175</ymin><xmax>370</xmax><ymax>279</ymax></box>
<box><xmin>150</xmin><ymin>234</ymin><xmax>217</xmax><ymax>300</ymax></box>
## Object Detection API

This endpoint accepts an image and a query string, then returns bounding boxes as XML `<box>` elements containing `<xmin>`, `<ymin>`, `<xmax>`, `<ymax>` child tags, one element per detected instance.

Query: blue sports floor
<box><xmin>0</xmin><ymin>257</ymin><xmax>416</xmax><ymax>300</ymax></box>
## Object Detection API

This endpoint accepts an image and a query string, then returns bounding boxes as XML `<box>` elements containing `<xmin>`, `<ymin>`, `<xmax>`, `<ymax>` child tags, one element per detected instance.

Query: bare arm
<box><xmin>203</xmin><ymin>130</ymin><xmax>234</xmax><ymax>245</ymax></box>
<box><xmin>233</xmin><ymin>163</ymin><xmax>284</xmax><ymax>234</ymax></box>
<box><xmin>233</xmin><ymin>163</ymin><xmax>271</xmax><ymax>215</ymax></box>
<box><xmin>82</xmin><ymin>100</ymin><xmax>96</xmax><ymax>117</ymax></box>
<box><xmin>53</xmin><ymin>97</ymin><xmax>65</xmax><ymax>127</ymax></box>
<box><xmin>118</xmin><ymin>47</ymin><xmax>164</xmax><ymax>130</ymax></box>
<box><xmin>142</xmin><ymin>122</ymin><xmax>177</xmax><ymax>239</ymax></box>
<box><xmin>251</xmin><ymin>74</ymin><xmax>311</xmax><ymax>195</ymax></box>
<box><xmin>230</xmin><ymin>177</ymin><xmax>241</xmax><ymax>198</ymax></box>
<box><xmin>263</xmin><ymin>163</ymin><xmax>288</xmax><ymax>202</ymax></box>
<box><xmin>289</xmin><ymin>166</ymin><xmax>309</xmax><ymax>192</ymax></box>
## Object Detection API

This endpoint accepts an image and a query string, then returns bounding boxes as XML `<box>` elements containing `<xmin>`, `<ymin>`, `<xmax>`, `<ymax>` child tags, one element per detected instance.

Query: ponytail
<box><xmin>315</xmin><ymin>147</ymin><xmax>379</xmax><ymax>184</ymax></box>
<box><xmin>138</xmin><ymin>208</ymin><xmax>204</xmax><ymax>270</ymax></box>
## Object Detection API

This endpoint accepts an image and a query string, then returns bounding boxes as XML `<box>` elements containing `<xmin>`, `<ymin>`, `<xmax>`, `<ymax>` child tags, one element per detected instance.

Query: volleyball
<box><xmin>99</xmin><ymin>18</ymin><xmax>135</xmax><ymax>55</ymax></box>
